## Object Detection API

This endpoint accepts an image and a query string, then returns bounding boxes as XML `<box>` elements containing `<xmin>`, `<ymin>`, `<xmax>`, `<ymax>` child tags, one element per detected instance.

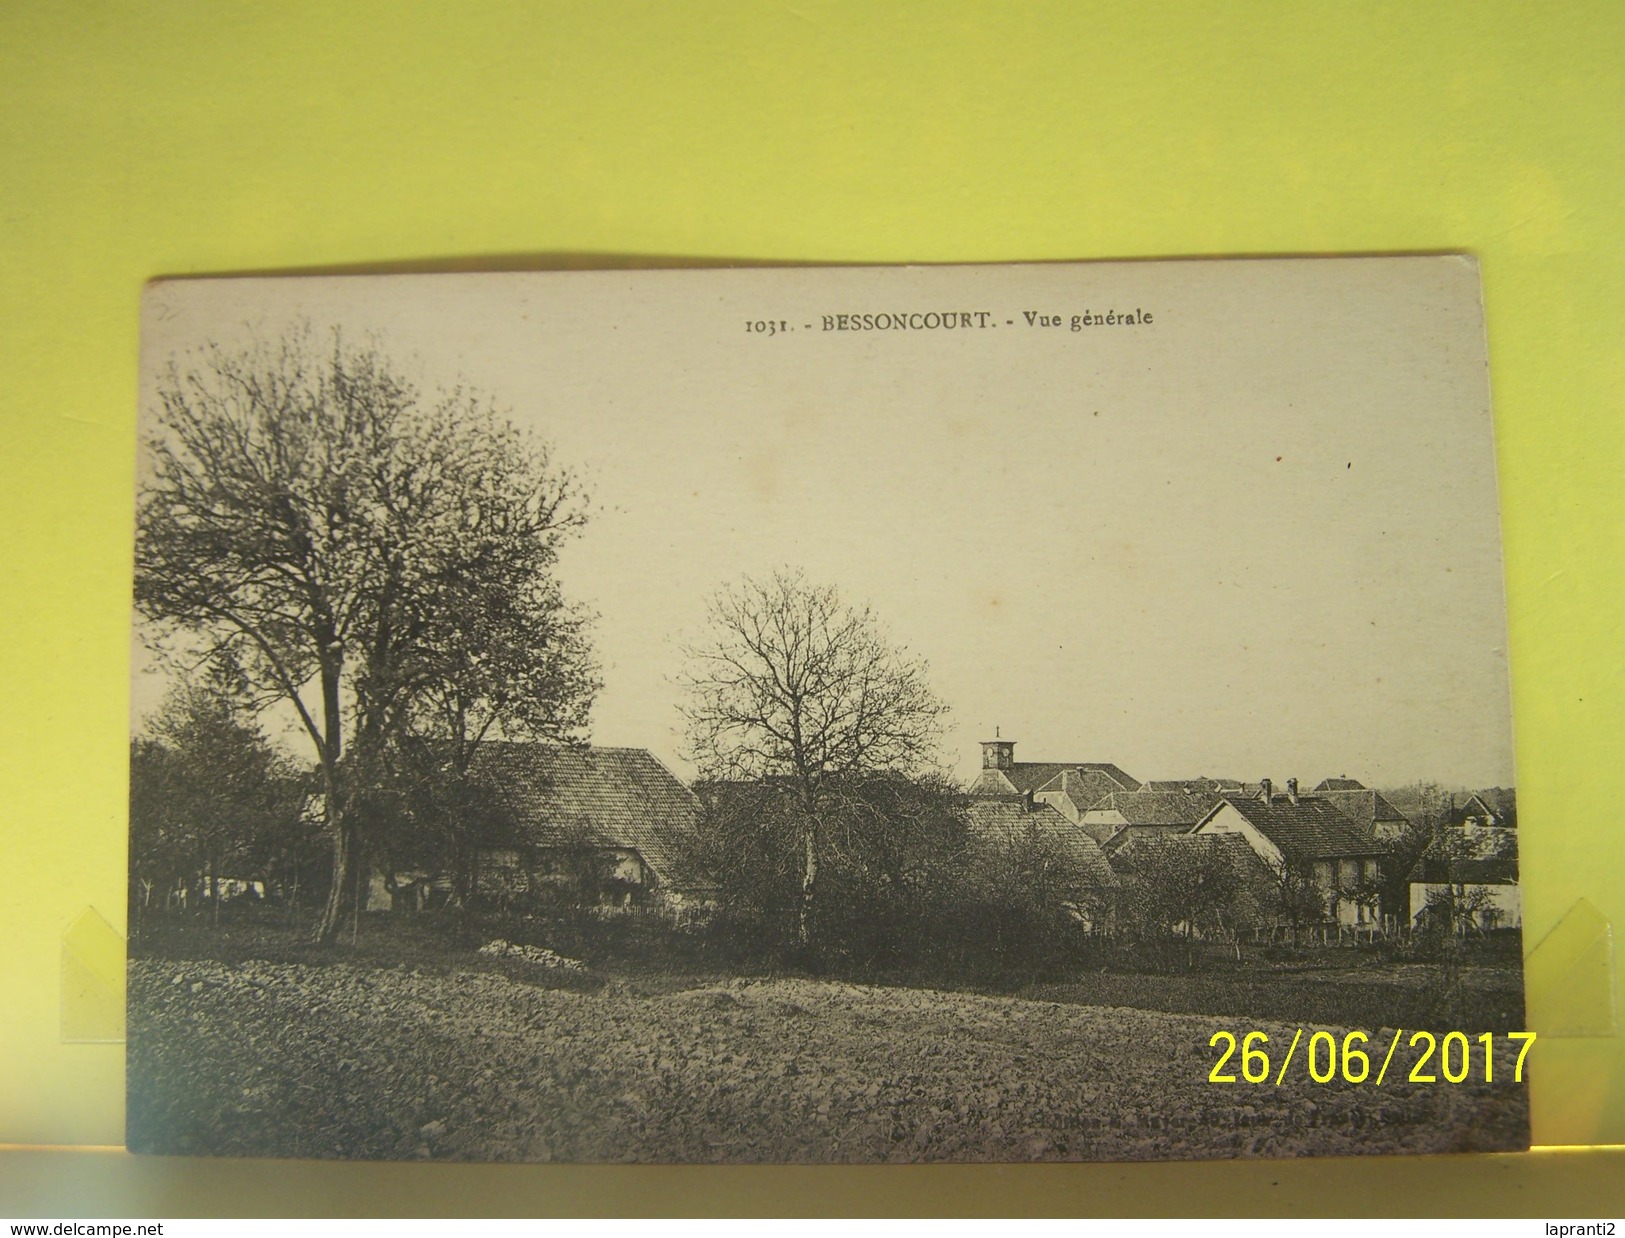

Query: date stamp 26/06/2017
<box><xmin>1208</xmin><ymin>1029</ymin><xmax>1536</xmax><ymax>1087</ymax></box>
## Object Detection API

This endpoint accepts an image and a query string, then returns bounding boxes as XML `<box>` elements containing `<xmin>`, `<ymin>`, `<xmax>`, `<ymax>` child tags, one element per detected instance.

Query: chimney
<box><xmin>1286</xmin><ymin>778</ymin><xmax>1299</xmax><ymax>805</ymax></box>
<box><xmin>1258</xmin><ymin>777</ymin><xmax>1272</xmax><ymax>803</ymax></box>
<box><xmin>1022</xmin><ymin>789</ymin><xmax>1035</xmax><ymax>813</ymax></box>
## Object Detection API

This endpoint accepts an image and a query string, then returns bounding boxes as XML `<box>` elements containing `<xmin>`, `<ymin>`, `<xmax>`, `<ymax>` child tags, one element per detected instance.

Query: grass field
<box><xmin>130</xmin><ymin>909</ymin><xmax>1528</xmax><ymax>1032</ymax></box>
<box><xmin>1022</xmin><ymin>960</ymin><xmax>1526</xmax><ymax>1035</ymax></box>
<box><xmin>127</xmin><ymin>942</ymin><xmax>1531</xmax><ymax>1163</ymax></box>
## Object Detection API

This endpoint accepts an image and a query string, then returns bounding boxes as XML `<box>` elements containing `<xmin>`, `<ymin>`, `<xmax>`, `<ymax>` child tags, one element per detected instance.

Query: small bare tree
<box><xmin>1268</xmin><ymin>856</ymin><xmax>1329</xmax><ymax>943</ymax></box>
<box><xmin>1119</xmin><ymin>834</ymin><xmax>1250</xmax><ymax>963</ymax></box>
<box><xmin>1339</xmin><ymin>864</ymin><xmax>1386</xmax><ymax>937</ymax></box>
<box><xmin>680</xmin><ymin>570</ymin><xmax>949</xmax><ymax>947</ymax></box>
<box><xmin>1421</xmin><ymin>823</ymin><xmax>1503</xmax><ymax>938</ymax></box>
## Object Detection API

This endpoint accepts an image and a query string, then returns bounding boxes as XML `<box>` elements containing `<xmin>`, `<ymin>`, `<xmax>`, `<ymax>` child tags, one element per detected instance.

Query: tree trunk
<box><xmin>310</xmin><ymin>655</ymin><xmax>348</xmax><ymax>945</ymax></box>
<box><xmin>352</xmin><ymin>836</ymin><xmax>364</xmax><ymax>945</ymax></box>
<box><xmin>312</xmin><ymin>806</ymin><xmax>351</xmax><ymax>945</ymax></box>
<box><xmin>797</xmin><ymin>824</ymin><xmax>818</xmax><ymax>946</ymax></box>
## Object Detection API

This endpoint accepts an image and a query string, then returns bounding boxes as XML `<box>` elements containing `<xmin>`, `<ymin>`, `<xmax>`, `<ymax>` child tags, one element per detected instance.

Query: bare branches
<box><xmin>679</xmin><ymin>569</ymin><xmax>949</xmax><ymax>947</ymax></box>
<box><xmin>679</xmin><ymin>569</ymin><xmax>948</xmax><ymax>791</ymax></box>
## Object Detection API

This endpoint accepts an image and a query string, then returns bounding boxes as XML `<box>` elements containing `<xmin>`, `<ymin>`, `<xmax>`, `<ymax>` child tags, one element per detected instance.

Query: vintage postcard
<box><xmin>126</xmin><ymin>258</ymin><xmax>1527</xmax><ymax>1162</ymax></box>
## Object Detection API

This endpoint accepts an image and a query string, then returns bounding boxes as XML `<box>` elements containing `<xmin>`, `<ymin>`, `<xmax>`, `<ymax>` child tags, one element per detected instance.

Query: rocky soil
<box><xmin>127</xmin><ymin>958</ymin><xmax>1530</xmax><ymax>1163</ymax></box>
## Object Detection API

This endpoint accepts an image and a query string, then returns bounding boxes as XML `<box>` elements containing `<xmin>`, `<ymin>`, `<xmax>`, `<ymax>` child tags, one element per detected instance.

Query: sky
<box><xmin>133</xmin><ymin>258</ymin><xmax>1516</xmax><ymax>790</ymax></box>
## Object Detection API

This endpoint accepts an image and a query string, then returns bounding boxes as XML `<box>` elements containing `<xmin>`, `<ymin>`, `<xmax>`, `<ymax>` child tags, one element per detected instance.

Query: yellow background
<box><xmin>3</xmin><ymin>0</ymin><xmax>1622</xmax><ymax>1215</ymax></box>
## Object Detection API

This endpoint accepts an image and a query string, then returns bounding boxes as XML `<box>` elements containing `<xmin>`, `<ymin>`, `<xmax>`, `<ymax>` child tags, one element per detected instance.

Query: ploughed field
<box><xmin>127</xmin><ymin>958</ymin><xmax>1529</xmax><ymax>1162</ymax></box>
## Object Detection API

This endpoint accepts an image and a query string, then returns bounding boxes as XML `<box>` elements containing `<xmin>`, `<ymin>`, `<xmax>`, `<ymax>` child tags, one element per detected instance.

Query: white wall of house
<box><xmin>1410</xmin><ymin>881</ymin><xmax>1522</xmax><ymax>929</ymax></box>
<box><xmin>474</xmin><ymin>844</ymin><xmax>653</xmax><ymax>906</ymax></box>
<box><xmin>1037</xmin><ymin>789</ymin><xmax>1083</xmax><ymax>824</ymax></box>
<box><xmin>612</xmin><ymin>848</ymin><xmax>646</xmax><ymax>882</ymax></box>
<box><xmin>1077</xmin><ymin>808</ymin><xmax>1129</xmax><ymax>838</ymax></box>
<box><xmin>1460</xmin><ymin>823</ymin><xmax>1517</xmax><ymax>858</ymax></box>
<box><xmin>1192</xmin><ymin>803</ymin><xmax>1286</xmax><ymax>868</ymax></box>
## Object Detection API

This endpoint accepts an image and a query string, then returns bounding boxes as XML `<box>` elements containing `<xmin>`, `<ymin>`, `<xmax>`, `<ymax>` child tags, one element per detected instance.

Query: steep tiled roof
<box><xmin>1083</xmin><ymin>763</ymin><xmax>1141</xmax><ymax>791</ymax></box>
<box><xmin>1037</xmin><ymin>768</ymin><xmax>1137</xmax><ymax>815</ymax></box>
<box><xmin>1205</xmin><ymin>794</ymin><xmax>1387</xmax><ymax>862</ymax></box>
<box><xmin>1086</xmin><ymin>790</ymin><xmax>1219</xmax><ymax>827</ymax></box>
<box><xmin>1101</xmin><ymin>822</ymin><xmax>1191</xmax><ymax>856</ymax></box>
<box><xmin>969</xmin><ymin>768</ymin><xmax>1020</xmax><ymax>795</ymax></box>
<box><xmin>1312</xmin><ymin>788</ymin><xmax>1410</xmax><ymax>830</ymax></box>
<box><xmin>973</xmin><ymin>761</ymin><xmax>1139</xmax><ymax>799</ymax></box>
<box><xmin>965</xmin><ymin>800</ymin><xmax>1116</xmax><ymax>888</ymax></box>
<box><xmin>1312</xmin><ymin>777</ymin><xmax>1367</xmax><ymax>792</ymax></box>
<box><xmin>469</xmin><ymin>742</ymin><xmax>711</xmax><ymax>890</ymax></box>
<box><xmin>1107</xmin><ymin>830</ymin><xmax>1268</xmax><ymax>884</ymax></box>
<box><xmin>1075</xmin><ymin>818</ymin><xmax>1117</xmax><ymax>845</ymax></box>
<box><xmin>1142</xmin><ymin>777</ymin><xmax>1242</xmax><ymax>794</ymax></box>
<box><xmin>1004</xmin><ymin>761</ymin><xmax>1139</xmax><ymax>795</ymax></box>
<box><xmin>1467</xmin><ymin>788</ymin><xmax>1518</xmax><ymax>828</ymax></box>
<box><xmin>996</xmin><ymin>763</ymin><xmax>1072</xmax><ymax>795</ymax></box>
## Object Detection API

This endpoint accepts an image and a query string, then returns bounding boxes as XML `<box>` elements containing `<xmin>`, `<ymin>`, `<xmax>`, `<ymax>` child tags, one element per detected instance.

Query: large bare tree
<box><xmin>135</xmin><ymin>328</ymin><xmax>596</xmax><ymax>943</ymax></box>
<box><xmin>680</xmin><ymin>569</ymin><xmax>949</xmax><ymax>946</ymax></box>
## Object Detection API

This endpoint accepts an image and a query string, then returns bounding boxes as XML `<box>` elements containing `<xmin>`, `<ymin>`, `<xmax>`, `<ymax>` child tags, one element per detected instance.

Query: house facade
<box><xmin>466</xmin><ymin>742</ymin><xmax>715</xmax><ymax>912</ymax></box>
<box><xmin>1407</xmin><ymin>788</ymin><xmax>1519</xmax><ymax>930</ymax></box>
<box><xmin>1407</xmin><ymin>856</ymin><xmax>1521</xmax><ymax>930</ymax></box>
<box><xmin>1191</xmin><ymin>780</ymin><xmax>1388</xmax><ymax>927</ymax></box>
<box><xmin>1451</xmin><ymin>789</ymin><xmax>1518</xmax><ymax>858</ymax></box>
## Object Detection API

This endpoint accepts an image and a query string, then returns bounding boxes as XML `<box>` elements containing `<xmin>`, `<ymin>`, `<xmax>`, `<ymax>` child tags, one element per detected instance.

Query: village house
<box><xmin>964</xmin><ymin>794</ymin><xmax>1117</xmax><ymax>930</ymax></box>
<box><xmin>1103</xmin><ymin>828</ymin><xmax>1279</xmax><ymax>938</ymax></box>
<box><xmin>1078</xmin><ymin>788</ymin><xmax>1222</xmax><ymax>846</ymax></box>
<box><xmin>1406</xmin><ymin>787</ymin><xmax>1519</xmax><ymax>930</ymax></box>
<box><xmin>406</xmin><ymin>742</ymin><xmax>716</xmax><ymax>914</ymax></box>
<box><xmin>1406</xmin><ymin>854</ymin><xmax>1521</xmax><ymax>931</ymax></box>
<box><xmin>970</xmin><ymin>736</ymin><xmax>1140</xmax><ymax>824</ymax></box>
<box><xmin>1190</xmin><ymin>779</ymin><xmax>1388</xmax><ymax>927</ymax></box>
<box><xmin>1306</xmin><ymin>777</ymin><xmax>1413</xmax><ymax>842</ymax></box>
<box><xmin>1451</xmin><ymin>788</ymin><xmax>1518</xmax><ymax>856</ymax></box>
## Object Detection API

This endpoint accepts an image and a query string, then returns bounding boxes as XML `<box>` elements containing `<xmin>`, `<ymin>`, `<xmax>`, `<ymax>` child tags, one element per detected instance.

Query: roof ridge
<box><xmin>476</xmin><ymin>738</ymin><xmax>657</xmax><ymax>755</ymax></box>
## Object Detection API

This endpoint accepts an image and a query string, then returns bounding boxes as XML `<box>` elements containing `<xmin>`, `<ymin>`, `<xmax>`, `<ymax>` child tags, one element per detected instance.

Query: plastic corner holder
<box><xmin>1526</xmin><ymin>898</ymin><xmax>1618</xmax><ymax>1038</ymax></box>
<box><xmin>61</xmin><ymin>906</ymin><xmax>126</xmax><ymax>1043</ymax></box>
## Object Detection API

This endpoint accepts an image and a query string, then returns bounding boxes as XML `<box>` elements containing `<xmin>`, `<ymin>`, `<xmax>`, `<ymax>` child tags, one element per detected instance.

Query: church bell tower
<box><xmin>981</xmin><ymin>730</ymin><xmax>1015</xmax><ymax>771</ymax></box>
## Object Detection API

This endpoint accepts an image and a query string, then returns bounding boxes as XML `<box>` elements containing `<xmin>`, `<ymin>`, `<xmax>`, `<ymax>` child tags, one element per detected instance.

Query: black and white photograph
<box><xmin>125</xmin><ymin>258</ymin><xmax>1529</xmax><ymax>1163</ymax></box>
